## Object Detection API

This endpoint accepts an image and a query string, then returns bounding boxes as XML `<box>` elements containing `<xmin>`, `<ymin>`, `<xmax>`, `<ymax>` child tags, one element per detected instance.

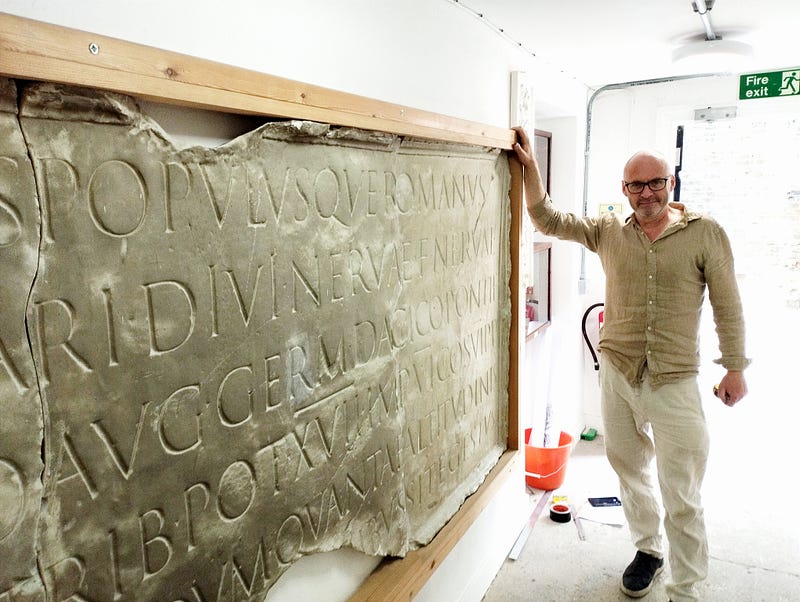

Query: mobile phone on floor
<box><xmin>588</xmin><ymin>496</ymin><xmax>621</xmax><ymax>507</ymax></box>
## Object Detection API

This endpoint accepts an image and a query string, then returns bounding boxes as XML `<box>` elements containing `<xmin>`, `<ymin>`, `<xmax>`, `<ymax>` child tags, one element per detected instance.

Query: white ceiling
<box><xmin>461</xmin><ymin>0</ymin><xmax>800</xmax><ymax>89</ymax></box>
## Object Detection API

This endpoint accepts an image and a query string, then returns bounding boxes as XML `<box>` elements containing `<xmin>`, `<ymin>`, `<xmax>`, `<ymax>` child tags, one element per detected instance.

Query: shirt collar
<box><xmin>623</xmin><ymin>202</ymin><xmax>701</xmax><ymax>229</ymax></box>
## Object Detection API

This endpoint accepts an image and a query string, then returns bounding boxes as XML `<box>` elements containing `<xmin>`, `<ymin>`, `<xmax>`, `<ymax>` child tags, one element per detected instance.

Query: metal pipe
<box><xmin>692</xmin><ymin>0</ymin><xmax>718</xmax><ymax>40</ymax></box>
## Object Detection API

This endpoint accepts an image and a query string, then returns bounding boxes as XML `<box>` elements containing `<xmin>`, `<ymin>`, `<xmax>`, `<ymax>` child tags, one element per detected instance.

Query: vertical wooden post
<box><xmin>507</xmin><ymin>154</ymin><xmax>524</xmax><ymax>451</ymax></box>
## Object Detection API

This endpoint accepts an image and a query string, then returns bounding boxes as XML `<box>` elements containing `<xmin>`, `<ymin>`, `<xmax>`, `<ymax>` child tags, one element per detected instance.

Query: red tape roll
<box><xmin>549</xmin><ymin>503</ymin><xmax>572</xmax><ymax>523</ymax></box>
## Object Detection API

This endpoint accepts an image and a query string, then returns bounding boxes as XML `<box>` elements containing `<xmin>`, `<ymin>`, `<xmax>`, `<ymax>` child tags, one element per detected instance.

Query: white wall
<box><xmin>1</xmin><ymin>1</ymin><xmax>589</xmax><ymax>600</ymax></box>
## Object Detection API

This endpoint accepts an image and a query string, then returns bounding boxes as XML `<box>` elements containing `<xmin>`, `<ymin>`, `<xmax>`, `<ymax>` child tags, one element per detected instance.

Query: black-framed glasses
<box><xmin>623</xmin><ymin>178</ymin><xmax>669</xmax><ymax>194</ymax></box>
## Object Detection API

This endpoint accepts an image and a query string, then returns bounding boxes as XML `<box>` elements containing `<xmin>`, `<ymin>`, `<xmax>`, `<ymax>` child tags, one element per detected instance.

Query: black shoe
<box><xmin>620</xmin><ymin>550</ymin><xmax>664</xmax><ymax>598</ymax></box>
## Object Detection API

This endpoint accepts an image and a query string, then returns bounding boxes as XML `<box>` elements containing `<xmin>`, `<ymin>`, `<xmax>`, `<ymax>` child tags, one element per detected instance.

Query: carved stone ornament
<box><xmin>0</xmin><ymin>78</ymin><xmax>511</xmax><ymax>600</ymax></box>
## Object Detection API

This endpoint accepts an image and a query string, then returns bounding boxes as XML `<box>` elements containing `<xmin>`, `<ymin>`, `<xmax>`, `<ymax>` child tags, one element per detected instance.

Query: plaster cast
<box><xmin>0</xmin><ymin>79</ymin><xmax>510</xmax><ymax>600</ymax></box>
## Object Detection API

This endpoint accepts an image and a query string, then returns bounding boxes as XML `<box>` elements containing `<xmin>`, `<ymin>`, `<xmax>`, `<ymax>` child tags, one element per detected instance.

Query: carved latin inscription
<box><xmin>0</xmin><ymin>81</ymin><xmax>510</xmax><ymax>600</ymax></box>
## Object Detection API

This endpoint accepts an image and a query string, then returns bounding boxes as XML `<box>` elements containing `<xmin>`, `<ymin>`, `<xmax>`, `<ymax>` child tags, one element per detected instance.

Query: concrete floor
<box><xmin>482</xmin><ymin>368</ymin><xmax>800</xmax><ymax>601</ymax></box>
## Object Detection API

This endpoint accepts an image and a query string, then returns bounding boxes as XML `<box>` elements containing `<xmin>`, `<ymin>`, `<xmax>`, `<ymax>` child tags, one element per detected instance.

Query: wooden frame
<box><xmin>0</xmin><ymin>12</ymin><xmax>524</xmax><ymax>601</ymax></box>
<box><xmin>0</xmin><ymin>13</ymin><xmax>514</xmax><ymax>150</ymax></box>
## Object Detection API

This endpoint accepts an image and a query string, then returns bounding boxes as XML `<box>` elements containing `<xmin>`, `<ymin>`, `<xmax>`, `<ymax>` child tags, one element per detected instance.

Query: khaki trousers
<box><xmin>599</xmin><ymin>361</ymin><xmax>710</xmax><ymax>602</ymax></box>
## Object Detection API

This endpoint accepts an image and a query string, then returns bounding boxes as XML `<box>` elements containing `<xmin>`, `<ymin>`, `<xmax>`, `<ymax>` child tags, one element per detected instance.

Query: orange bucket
<box><xmin>524</xmin><ymin>429</ymin><xmax>574</xmax><ymax>490</ymax></box>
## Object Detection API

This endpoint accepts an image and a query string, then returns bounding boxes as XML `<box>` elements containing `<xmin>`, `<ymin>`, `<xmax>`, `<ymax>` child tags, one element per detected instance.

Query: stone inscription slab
<box><xmin>0</xmin><ymin>80</ymin><xmax>510</xmax><ymax>601</ymax></box>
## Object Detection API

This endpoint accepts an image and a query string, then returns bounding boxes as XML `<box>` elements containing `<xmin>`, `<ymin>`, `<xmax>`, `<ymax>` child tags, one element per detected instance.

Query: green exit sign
<box><xmin>739</xmin><ymin>69</ymin><xmax>800</xmax><ymax>99</ymax></box>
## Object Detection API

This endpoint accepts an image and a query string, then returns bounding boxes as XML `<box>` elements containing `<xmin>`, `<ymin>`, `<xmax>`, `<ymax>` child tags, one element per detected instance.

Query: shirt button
<box><xmin>647</xmin><ymin>326</ymin><xmax>652</xmax><ymax>330</ymax></box>
<box><xmin>649</xmin><ymin>300</ymin><xmax>653</xmax><ymax>304</ymax></box>
<box><xmin>648</xmin><ymin>274</ymin><xmax>653</xmax><ymax>279</ymax></box>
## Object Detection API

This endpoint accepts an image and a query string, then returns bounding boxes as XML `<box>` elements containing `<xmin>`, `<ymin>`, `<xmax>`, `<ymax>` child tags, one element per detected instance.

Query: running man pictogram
<box><xmin>780</xmin><ymin>71</ymin><xmax>799</xmax><ymax>95</ymax></box>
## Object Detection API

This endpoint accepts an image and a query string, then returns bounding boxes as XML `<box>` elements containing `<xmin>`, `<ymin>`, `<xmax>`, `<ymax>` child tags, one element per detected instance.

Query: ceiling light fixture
<box><xmin>671</xmin><ymin>0</ymin><xmax>755</xmax><ymax>72</ymax></box>
<box><xmin>672</xmin><ymin>38</ymin><xmax>754</xmax><ymax>63</ymax></box>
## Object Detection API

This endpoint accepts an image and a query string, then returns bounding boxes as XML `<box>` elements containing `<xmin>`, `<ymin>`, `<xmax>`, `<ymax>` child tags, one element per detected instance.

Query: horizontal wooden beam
<box><xmin>0</xmin><ymin>12</ymin><xmax>515</xmax><ymax>149</ymax></box>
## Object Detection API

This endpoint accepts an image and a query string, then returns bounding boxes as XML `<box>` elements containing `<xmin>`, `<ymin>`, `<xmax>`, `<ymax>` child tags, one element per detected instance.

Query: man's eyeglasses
<box><xmin>623</xmin><ymin>178</ymin><xmax>670</xmax><ymax>194</ymax></box>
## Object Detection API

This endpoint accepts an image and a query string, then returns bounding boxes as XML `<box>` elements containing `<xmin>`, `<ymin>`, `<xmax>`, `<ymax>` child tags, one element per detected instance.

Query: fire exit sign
<box><xmin>739</xmin><ymin>69</ymin><xmax>800</xmax><ymax>99</ymax></box>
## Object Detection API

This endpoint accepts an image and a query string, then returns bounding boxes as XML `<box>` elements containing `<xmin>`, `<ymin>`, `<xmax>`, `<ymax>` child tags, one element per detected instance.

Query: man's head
<box><xmin>622</xmin><ymin>150</ymin><xmax>675</xmax><ymax>225</ymax></box>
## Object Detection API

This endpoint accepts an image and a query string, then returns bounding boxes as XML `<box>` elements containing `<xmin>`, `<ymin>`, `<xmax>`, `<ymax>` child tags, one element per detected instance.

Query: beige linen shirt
<box><xmin>529</xmin><ymin>196</ymin><xmax>750</xmax><ymax>387</ymax></box>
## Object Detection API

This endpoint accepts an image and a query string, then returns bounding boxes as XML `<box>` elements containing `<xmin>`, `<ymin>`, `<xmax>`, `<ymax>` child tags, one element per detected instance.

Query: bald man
<box><xmin>513</xmin><ymin>127</ymin><xmax>749</xmax><ymax>602</ymax></box>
